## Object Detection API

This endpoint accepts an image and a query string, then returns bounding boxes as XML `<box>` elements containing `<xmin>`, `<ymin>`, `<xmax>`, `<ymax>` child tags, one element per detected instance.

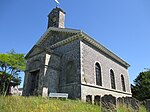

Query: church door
<box><xmin>29</xmin><ymin>70</ymin><xmax>40</xmax><ymax>95</ymax></box>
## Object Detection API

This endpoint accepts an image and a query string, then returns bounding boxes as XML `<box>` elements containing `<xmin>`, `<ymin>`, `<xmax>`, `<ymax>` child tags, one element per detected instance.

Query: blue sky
<box><xmin>0</xmin><ymin>0</ymin><xmax>150</xmax><ymax>87</ymax></box>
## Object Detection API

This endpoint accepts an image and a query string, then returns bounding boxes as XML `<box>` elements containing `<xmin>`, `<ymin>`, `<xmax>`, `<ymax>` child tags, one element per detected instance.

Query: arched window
<box><xmin>110</xmin><ymin>69</ymin><xmax>116</xmax><ymax>89</ymax></box>
<box><xmin>66</xmin><ymin>61</ymin><xmax>75</xmax><ymax>83</ymax></box>
<box><xmin>95</xmin><ymin>62</ymin><xmax>102</xmax><ymax>86</ymax></box>
<box><xmin>121</xmin><ymin>75</ymin><xmax>126</xmax><ymax>92</ymax></box>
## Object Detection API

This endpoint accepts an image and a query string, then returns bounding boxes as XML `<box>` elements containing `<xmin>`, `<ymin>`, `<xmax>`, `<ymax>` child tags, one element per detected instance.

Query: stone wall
<box><xmin>43</xmin><ymin>54</ymin><xmax>61</xmax><ymax>95</ymax></box>
<box><xmin>23</xmin><ymin>52</ymin><xmax>46</xmax><ymax>96</ymax></box>
<box><xmin>54</xmin><ymin>39</ymin><xmax>81</xmax><ymax>99</ymax></box>
<box><xmin>41</xmin><ymin>31</ymin><xmax>76</xmax><ymax>48</ymax></box>
<box><xmin>81</xmin><ymin>84</ymin><xmax>131</xmax><ymax>102</ymax></box>
<box><xmin>23</xmin><ymin>50</ymin><xmax>62</xmax><ymax>97</ymax></box>
<box><xmin>23</xmin><ymin>31</ymin><xmax>132</xmax><ymax>100</ymax></box>
<box><xmin>80</xmin><ymin>40</ymin><xmax>131</xmax><ymax>99</ymax></box>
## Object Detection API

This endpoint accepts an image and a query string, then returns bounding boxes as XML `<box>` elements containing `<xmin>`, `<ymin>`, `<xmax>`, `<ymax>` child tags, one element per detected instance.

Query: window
<box><xmin>95</xmin><ymin>62</ymin><xmax>102</xmax><ymax>86</ymax></box>
<box><xmin>110</xmin><ymin>69</ymin><xmax>116</xmax><ymax>89</ymax></box>
<box><xmin>66</xmin><ymin>61</ymin><xmax>75</xmax><ymax>83</ymax></box>
<box><xmin>121</xmin><ymin>75</ymin><xmax>126</xmax><ymax>92</ymax></box>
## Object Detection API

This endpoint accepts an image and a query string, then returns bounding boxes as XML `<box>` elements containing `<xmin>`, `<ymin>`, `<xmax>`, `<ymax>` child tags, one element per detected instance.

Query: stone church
<box><xmin>23</xmin><ymin>7</ymin><xmax>132</xmax><ymax>101</ymax></box>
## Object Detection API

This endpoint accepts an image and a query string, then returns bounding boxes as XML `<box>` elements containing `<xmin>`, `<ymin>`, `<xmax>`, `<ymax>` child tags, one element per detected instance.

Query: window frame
<box><xmin>95</xmin><ymin>62</ymin><xmax>102</xmax><ymax>86</ymax></box>
<box><xmin>121</xmin><ymin>74</ymin><xmax>126</xmax><ymax>92</ymax></box>
<box><xmin>110</xmin><ymin>69</ymin><xmax>116</xmax><ymax>89</ymax></box>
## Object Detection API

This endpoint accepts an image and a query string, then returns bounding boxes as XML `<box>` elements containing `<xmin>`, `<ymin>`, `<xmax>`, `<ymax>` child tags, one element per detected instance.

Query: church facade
<box><xmin>23</xmin><ymin>7</ymin><xmax>132</xmax><ymax>101</ymax></box>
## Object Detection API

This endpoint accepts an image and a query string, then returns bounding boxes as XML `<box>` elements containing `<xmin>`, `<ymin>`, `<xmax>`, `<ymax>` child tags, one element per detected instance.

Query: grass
<box><xmin>116</xmin><ymin>104</ymin><xmax>147</xmax><ymax>112</ymax></box>
<box><xmin>0</xmin><ymin>96</ymin><xmax>100</xmax><ymax>112</ymax></box>
<box><xmin>0</xmin><ymin>96</ymin><xmax>147</xmax><ymax>112</ymax></box>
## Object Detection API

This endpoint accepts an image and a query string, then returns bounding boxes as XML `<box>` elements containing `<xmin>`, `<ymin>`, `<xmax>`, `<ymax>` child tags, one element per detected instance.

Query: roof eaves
<box><xmin>80</xmin><ymin>32</ymin><xmax>130</xmax><ymax>68</ymax></box>
<box><xmin>25</xmin><ymin>45</ymin><xmax>37</xmax><ymax>59</ymax></box>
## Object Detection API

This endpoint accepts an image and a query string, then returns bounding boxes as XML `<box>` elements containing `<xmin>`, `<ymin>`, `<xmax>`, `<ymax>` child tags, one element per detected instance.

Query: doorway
<box><xmin>29</xmin><ymin>70</ymin><xmax>40</xmax><ymax>95</ymax></box>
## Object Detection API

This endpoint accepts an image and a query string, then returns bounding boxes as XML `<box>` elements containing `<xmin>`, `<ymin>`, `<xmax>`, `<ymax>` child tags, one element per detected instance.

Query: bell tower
<box><xmin>48</xmin><ymin>7</ymin><xmax>66</xmax><ymax>28</ymax></box>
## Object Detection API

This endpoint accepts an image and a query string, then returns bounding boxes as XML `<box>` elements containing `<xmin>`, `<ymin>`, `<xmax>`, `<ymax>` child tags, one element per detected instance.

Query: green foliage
<box><xmin>0</xmin><ymin>96</ymin><xmax>146</xmax><ymax>112</ymax></box>
<box><xmin>0</xmin><ymin>96</ymin><xmax>101</xmax><ymax>112</ymax></box>
<box><xmin>131</xmin><ymin>70</ymin><xmax>150</xmax><ymax>101</ymax></box>
<box><xmin>139</xmin><ymin>105</ymin><xmax>147</xmax><ymax>112</ymax></box>
<box><xmin>117</xmin><ymin>104</ymin><xmax>134</xmax><ymax>112</ymax></box>
<box><xmin>0</xmin><ymin>50</ymin><xmax>26</xmax><ymax>96</ymax></box>
<box><xmin>0</xmin><ymin>50</ymin><xmax>25</xmax><ymax>72</ymax></box>
<box><xmin>116</xmin><ymin>104</ymin><xmax>146</xmax><ymax>112</ymax></box>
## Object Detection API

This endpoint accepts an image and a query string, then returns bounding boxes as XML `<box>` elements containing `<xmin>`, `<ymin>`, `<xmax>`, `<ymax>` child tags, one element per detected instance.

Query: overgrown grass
<box><xmin>139</xmin><ymin>105</ymin><xmax>147</xmax><ymax>112</ymax></box>
<box><xmin>0</xmin><ymin>96</ymin><xmax>100</xmax><ymax>112</ymax></box>
<box><xmin>0</xmin><ymin>96</ymin><xmax>147</xmax><ymax>112</ymax></box>
<box><xmin>117</xmin><ymin>104</ymin><xmax>147</xmax><ymax>112</ymax></box>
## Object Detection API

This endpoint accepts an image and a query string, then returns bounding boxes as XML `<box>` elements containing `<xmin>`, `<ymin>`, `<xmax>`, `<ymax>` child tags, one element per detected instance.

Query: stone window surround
<box><xmin>93</xmin><ymin>62</ymin><xmax>128</xmax><ymax>92</ymax></box>
<box><xmin>94</xmin><ymin>61</ymin><xmax>103</xmax><ymax>86</ymax></box>
<box><xmin>110</xmin><ymin>69</ymin><xmax>116</xmax><ymax>90</ymax></box>
<box><xmin>94</xmin><ymin>61</ymin><xmax>102</xmax><ymax>86</ymax></box>
<box><xmin>121</xmin><ymin>74</ymin><xmax>126</xmax><ymax>92</ymax></box>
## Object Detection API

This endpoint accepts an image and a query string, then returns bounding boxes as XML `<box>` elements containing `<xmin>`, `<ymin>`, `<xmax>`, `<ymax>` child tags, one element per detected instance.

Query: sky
<box><xmin>0</xmin><ymin>0</ymin><xmax>150</xmax><ymax>87</ymax></box>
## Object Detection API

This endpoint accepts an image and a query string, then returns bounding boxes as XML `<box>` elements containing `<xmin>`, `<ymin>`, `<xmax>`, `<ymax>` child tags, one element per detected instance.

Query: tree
<box><xmin>131</xmin><ymin>70</ymin><xmax>150</xmax><ymax>101</ymax></box>
<box><xmin>0</xmin><ymin>50</ymin><xmax>26</xmax><ymax>96</ymax></box>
